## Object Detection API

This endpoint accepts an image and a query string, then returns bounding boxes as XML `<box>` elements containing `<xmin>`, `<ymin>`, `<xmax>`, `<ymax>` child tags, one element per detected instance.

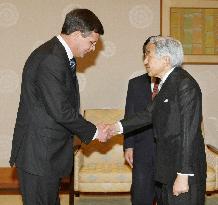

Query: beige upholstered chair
<box><xmin>201</xmin><ymin>121</ymin><xmax>218</xmax><ymax>193</ymax></box>
<box><xmin>205</xmin><ymin>144</ymin><xmax>218</xmax><ymax>192</ymax></box>
<box><xmin>74</xmin><ymin>109</ymin><xmax>131</xmax><ymax>194</ymax></box>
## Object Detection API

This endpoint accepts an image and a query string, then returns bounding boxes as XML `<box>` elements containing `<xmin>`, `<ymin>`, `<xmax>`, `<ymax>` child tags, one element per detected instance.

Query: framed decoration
<box><xmin>161</xmin><ymin>0</ymin><xmax>218</xmax><ymax>64</ymax></box>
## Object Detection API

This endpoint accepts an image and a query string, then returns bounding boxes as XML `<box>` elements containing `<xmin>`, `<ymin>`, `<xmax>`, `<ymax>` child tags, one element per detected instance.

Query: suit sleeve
<box><xmin>121</xmin><ymin>102</ymin><xmax>152</xmax><ymax>134</ymax></box>
<box><xmin>178</xmin><ymin>80</ymin><xmax>202</xmax><ymax>173</ymax></box>
<box><xmin>123</xmin><ymin>80</ymin><xmax>136</xmax><ymax>149</ymax></box>
<box><xmin>37</xmin><ymin>55</ymin><xmax>96</xmax><ymax>144</ymax></box>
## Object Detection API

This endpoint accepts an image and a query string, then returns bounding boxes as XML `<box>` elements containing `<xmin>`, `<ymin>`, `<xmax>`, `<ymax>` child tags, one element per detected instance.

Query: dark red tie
<box><xmin>152</xmin><ymin>78</ymin><xmax>160</xmax><ymax>100</ymax></box>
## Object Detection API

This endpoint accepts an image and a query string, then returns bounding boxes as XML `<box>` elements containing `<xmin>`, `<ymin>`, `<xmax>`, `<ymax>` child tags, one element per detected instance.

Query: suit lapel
<box><xmin>152</xmin><ymin>67</ymin><xmax>181</xmax><ymax>111</ymax></box>
<box><xmin>140</xmin><ymin>74</ymin><xmax>152</xmax><ymax>101</ymax></box>
<box><xmin>155</xmin><ymin>67</ymin><xmax>181</xmax><ymax>98</ymax></box>
<box><xmin>52</xmin><ymin>36</ymin><xmax>80</xmax><ymax>111</ymax></box>
<box><xmin>52</xmin><ymin>37</ymin><xmax>78</xmax><ymax>77</ymax></box>
<box><xmin>145</xmin><ymin>74</ymin><xmax>152</xmax><ymax>101</ymax></box>
<box><xmin>75</xmin><ymin>76</ymin><xmax>80</xmax><ymax>110</ymax></box>
<box><xmin>52</xmin><ymin>37</ymin><xmax>69</xmax><ymax>62</ymax></box>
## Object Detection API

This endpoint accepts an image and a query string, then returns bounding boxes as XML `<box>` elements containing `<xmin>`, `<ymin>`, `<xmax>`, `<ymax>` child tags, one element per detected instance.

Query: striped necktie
<box><xmin>69</xmin><ymin>57</ymin><xmax>76</xmax><ymax>77</ymax></box>
<box><xmin>152</xmin><ymin>78</ymin><xmax>160</xmax><ymax>100</ymax></box>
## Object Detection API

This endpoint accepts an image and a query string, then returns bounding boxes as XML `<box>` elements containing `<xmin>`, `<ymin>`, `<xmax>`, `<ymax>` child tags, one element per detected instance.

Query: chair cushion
<box><xmin>79</xmin><ymin>163</ymin><xmax>132</xmax><ymax>183</ymax></box>
<box><xmin>206</xmin><ymin>165</ymin><xmax>216</xmax><ymax>191</ymax></box>
<box><xmin>207</xmin><ymin>166</ymin><xmax>216</xmax><ymax>182</ymax></box>
<box><xmin>78</xmin><ymin>182</ymin><xmax>131</xmax><ymax>192</ymax></box>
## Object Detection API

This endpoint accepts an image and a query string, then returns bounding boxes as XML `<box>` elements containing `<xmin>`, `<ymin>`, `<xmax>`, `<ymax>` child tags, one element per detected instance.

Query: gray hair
<box><xmin>149</xmin><ymin>36</ymin><xmax>184</xmax><ymax>67</ymax></box>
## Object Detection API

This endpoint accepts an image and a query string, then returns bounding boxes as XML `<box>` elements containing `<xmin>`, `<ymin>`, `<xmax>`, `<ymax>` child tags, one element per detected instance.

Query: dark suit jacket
<box><xmin>121</xmin><ymin>67</ymin><xmax>206</xmax><ymax>185</ymax></box>
<box><xmin>10</xmin><ymin>37</ymin><xmax>96</xmax><ymax>177</ymax></box>
<box><xmin>124</xmin><ymin>74</ymin><xmax>155</xmax><ymax>166</ymax></box>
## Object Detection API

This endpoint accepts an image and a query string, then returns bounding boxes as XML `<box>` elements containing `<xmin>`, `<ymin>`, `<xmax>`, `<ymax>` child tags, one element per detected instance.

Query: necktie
<box><xmin>152</xmin><ymin>78</ymin><xmax>160</xmax><ymax>100</ymax></box>
<box><xmin>69</xmin><ymin>57</ymin><xmax>80</xmax><ymax>108</ymax></box>
<box><xmin>69</xmin><ymin>57</ymin><xmax>77</xmax><ymax>77</ymax></box>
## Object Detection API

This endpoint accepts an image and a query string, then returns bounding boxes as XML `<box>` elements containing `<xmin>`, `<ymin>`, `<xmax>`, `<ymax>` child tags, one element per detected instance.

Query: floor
<box><xmin>0</xmin><ymin>194</ymin><xmax>217</xmax><ymax>205</ymax></box>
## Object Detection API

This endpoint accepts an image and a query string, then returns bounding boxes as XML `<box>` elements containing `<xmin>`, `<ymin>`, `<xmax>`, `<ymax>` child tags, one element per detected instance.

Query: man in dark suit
<box><xmin>106</xmin><ymin>36</ymin><xmax>206</xmax><ymax>205</ymax></box>
<box><xmin>10</xmin><ymin>9</ymin><xmax>106</xmax><ymax>205</ymax></box>
<box><xmin>124</xmin><ymin>74</ymin><xmax>156</xmax><ymax>205</ymax></box>
<box><xmin>124</xmin><ymin>37</ymin><xmax>162</xmax><ymax>205</ymax></box>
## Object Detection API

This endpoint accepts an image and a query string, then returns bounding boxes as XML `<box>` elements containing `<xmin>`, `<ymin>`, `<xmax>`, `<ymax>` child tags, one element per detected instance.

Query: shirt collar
<box><xmin>57</xmin><ymin>35</ymin><xmax>73</xmax><ymax>60</ymax></box>
<box><xmin>161</xmin><ymin>67</ymin><xmax>175</xmax><ymax>84</ymax></box>
<box><xmin>158</xmin><ymin>67</ymin><xmax>175</xmax><ymax>90</ymax></box>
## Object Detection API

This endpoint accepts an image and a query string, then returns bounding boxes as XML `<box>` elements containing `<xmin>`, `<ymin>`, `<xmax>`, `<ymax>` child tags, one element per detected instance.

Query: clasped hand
<box><xmin>96</xmin><ymin>123</ymin><xmax>117</xmax><ymax>142</ymax></box>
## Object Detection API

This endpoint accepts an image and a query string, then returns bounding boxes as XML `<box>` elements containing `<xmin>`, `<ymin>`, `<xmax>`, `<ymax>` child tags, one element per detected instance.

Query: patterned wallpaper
<box><xmin>0</xmin><ymin>0</ymin><xmax>217</xmax><ymax>166</ymax></box>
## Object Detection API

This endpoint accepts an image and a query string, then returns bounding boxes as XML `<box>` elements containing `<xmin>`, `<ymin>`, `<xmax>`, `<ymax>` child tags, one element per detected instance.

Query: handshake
<box><xmin>95</xmin><ymin>123</ymin><xmax>120</xmax><ymax>142</ymax></box>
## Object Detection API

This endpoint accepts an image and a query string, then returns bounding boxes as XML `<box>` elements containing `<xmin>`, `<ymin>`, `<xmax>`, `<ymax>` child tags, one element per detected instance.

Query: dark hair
<box><xmin>61</xmin><ymin>8</ymin><xmax>104</xmax><ymax>36</ymax></box>
<box><xmin>143</xmin><ymin>35</ymin><xmax>159</xmax><ymax>54</ymax></box>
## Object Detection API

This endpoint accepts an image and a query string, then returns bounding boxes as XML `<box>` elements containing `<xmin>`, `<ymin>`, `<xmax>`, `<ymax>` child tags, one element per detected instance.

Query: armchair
<box><xmin>205</xmin><ymin>144</ymin><xmax>218</xmax><ymax>192</ymax></box>
<box><xmin>201</xmin><ymin>121</ymin><xmax>218</xmax><ymax>193</ymax></box>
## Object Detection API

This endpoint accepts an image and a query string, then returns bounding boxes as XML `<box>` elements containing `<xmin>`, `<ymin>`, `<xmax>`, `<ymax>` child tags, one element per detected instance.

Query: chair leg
<box><xmin>69</xmin><ymin>193</ymin><xmax>74</xmax><ymax>205</ymax></box>
<box><xmin>69</xmin><ymin>165</ymin><xmax>74</xmax><ymax>205</ymax></box>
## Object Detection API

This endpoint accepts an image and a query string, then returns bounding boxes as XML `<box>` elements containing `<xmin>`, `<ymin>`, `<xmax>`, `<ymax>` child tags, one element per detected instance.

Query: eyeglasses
<box><xmin>81</xmin><ymin>32</ymin><xmax>97</xmax><ymax>49</ymax></box>
<box><xmin>89</xmin><ymin>40</ymin><xmax>96</xmax><ymax>48</ymax></box>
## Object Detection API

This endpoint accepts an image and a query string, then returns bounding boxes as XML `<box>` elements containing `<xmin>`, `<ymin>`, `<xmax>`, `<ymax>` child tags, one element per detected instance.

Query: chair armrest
<box><xmin>206</xmin><ymin>144</ymin><xmax>218</xmax><ymax>189</ymax></box>
<box><xmin>207</xmin><ymin>144</ymin><xmax>218</xmax><ymax>155</ymax></box>
<box><xmin>74</xmin><ymin>148</ymin><xmax>84</xmax><ymax>191</ymax></box>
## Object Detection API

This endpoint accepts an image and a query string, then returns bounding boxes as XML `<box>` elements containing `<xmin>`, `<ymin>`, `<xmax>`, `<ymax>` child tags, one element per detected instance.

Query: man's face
<box><xmin>74</xmin><ymin>31</ymin><xmax>99</xmax><ymax>57</ymax></box>
<box><xmin>144</xmin><ymin>43</ymin><xmax>166</xmax><ymax>78</ymax></box>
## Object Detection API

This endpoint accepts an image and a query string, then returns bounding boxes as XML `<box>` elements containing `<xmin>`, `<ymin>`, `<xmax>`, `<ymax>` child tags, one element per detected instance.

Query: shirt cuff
<box><xmin>117</xmin><ymin>121</ymin><xmax>123</xmax><ymax>134</ymax></box>
<box><xmin>92</xmin><ymin>128</ymin><xmax>98</xmax><ymax>140</ymax></box>
<box><xmin>177</xmin><ymin>172</ymin><xmax>194</xmax><ymax>176</ymax></box>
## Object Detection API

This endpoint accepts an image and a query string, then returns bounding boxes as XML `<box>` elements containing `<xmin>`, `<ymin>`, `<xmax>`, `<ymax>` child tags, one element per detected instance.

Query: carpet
<box><xmin>0</xmin><ymin>194</ymin><xmax>217</xmax><ymax>205</ymax></box>
<box><xmin>74</xmin><ymin>195</ymin><xmax>218</xmax><ymax>205</ymax></box>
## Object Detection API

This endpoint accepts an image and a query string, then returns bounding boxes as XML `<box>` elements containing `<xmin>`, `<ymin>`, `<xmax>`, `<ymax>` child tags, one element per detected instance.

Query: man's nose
<box><xmin>91</xmin><ymin>45</ymin><xmax>96</xmax><ymax>51</ymax></box>
<box><xmin>143</xmin><ymin>56</ymin><xmax>148</xmax><ymax>65</ymax></box>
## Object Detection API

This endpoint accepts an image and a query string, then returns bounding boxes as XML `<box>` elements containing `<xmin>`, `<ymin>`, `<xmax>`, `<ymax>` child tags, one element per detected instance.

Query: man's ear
<box><xmin>70</xmin><ymin>31</ymin><xmax>82</xmax><ymax>39</ymax></box>
<box><xmin>162</xmin><ymin>56</ymin><xmax>171</xmax><ymax>66</ymax></box>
